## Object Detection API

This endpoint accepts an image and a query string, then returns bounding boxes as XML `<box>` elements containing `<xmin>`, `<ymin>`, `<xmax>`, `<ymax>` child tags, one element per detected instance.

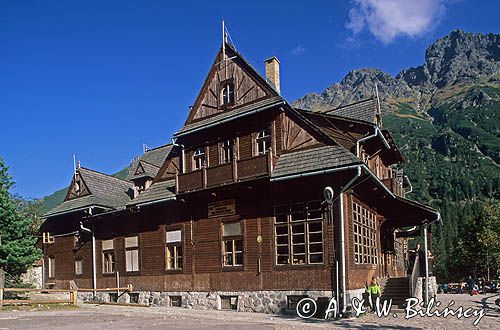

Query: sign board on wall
<box><xmin>208</xmin><ymin>199</ymin><xmax>236</xmax><ymax>218</ymax></box>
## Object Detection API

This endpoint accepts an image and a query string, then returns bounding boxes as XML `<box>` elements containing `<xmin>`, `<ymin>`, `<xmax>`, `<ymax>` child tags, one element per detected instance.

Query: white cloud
<box><xmin>346</xmin><ymin>0</ymin><xmax>447</xmax><ymax>44</ymax></box>
<box><xmin>290</xmin><ymin>44</ymin><xmax>306</xmax><ymax>56</ymax></box>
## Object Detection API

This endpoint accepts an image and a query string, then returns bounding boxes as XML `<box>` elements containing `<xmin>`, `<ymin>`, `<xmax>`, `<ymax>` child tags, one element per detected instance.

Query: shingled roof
<box><xmin>127</xmin><ymin>180</ymin><xmax>176</xmax><ymax>206</ymax></box>
<box><xmin>323</xmin><ymin>97</ymin><xmax>378</xmax><ymax>124</ymax></box>
<box><xmin>128</xmin><ymin>144</ymin><xmax>172</xmax><ymax>181</ymax></box>
<box><xmin>45</xmin><ymin>167</ymin><xmax>133</xmax><ymax>217</ymax></box>
<box><xmin>175</xmin><ymin>96</ymin><xmax>285</xmax><ymax>137</ymax></box>
<box><xmin>271</xmin><ymin>145</ymin><xmax>362</xmax><ymax>180</ymax></box>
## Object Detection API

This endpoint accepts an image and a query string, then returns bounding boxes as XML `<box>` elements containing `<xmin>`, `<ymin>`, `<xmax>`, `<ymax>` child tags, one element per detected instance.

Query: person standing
<box><xmin>366</xmin><ymin>276</ymin><xmax>382</xmax><ymax>312</ymax></box>
<box><xmin>467</xmin><ymin>276</ymin><xmax>475</xmax><ymax>296</ymax></box>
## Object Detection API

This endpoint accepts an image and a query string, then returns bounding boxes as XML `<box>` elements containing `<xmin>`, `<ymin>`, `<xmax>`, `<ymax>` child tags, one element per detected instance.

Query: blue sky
<box><xmin>1</xmin><ymin>0</ymin><xmax>499</xmax><ymax>198</ymax></box>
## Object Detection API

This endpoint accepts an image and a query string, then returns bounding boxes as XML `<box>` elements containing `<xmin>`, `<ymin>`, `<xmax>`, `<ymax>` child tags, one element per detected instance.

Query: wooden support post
<box><xmin>0</xmin><ymin>287</ymin><xmax>4</xmax><ymax>308</ymax></box>
<box><xmin>71</xmin><ymin>289</ymin><xmax>78</xmax><ymax>306</ymax></box>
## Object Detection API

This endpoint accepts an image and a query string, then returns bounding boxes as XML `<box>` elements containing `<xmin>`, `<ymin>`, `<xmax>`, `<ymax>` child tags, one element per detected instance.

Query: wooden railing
<box><xmin>382</xmin><ymin>177</ymin><xmax>405</xmax><ymax>197</ymax></box>
<box><xmin>176</xmin><ymin>152</ymin><xmax>276</xmax><ymax>194</ymax></box>
<box><xmin>0</xmin><ymin>285</ymin><xmax>133</xmax><ymax>308</ymax></box>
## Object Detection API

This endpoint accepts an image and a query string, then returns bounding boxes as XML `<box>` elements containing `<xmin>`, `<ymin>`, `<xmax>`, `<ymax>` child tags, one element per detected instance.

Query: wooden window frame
<box><xmin>166</xmin><ymin>228</ymin><xmax>183</xmax><ymax>272</ymax></box>
<box><xmin>102</xmin><ymin>239</ymin><xmax>115</xmax><ymax>275</ymax></box>
<box><xmin>274</xmin><ymin>201</ymin><xmax>325</xmax><ymax>266</ymax></box>
<box><xmin>193</xmin><ymin>147</ymin><xmax>206</xmax><ymax>170</ymax></box>
<box><xmin>255</xmin><ymin>128</ymin><xmax>271</xmax><ymax>156</ymax></box>
<box><xmin>220</xmin><ymin>138</ymin><xmax>235</xmax><ymax>164</ymax></box>
<box><xmin>125</xmin><ymin>235</ymin><xmax>140</xmax><ymax>273</ymax></box>
<box><xmin>48</xmin><ymin>256</ymin><xmax>55</xmax><ymax>278</ymax></box>
<box><xmin>74</xmin><ymin>258</ymin><xmax>83</xmax><ymax>276</ymax></box>
<box><xmin>222</xmin><ymin>221</ymin><xmax>244</xmax><ymax>268</ymax></box>
<box><xmin>353</xmin><ymin>201</ymin><xmax>378</xmax><ymax>265</ymax></box>
<box><xmin>220</xmin><ymin>79</ymin><xmax>235</xmax><ymax>108</ymax></box>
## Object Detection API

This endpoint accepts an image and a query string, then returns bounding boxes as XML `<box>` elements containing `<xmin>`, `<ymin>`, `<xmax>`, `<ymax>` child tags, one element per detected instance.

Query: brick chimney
<box><xmin>264</xmin><ymin>56</ymin><xmax>280</xmax><ymax>94</ymax></box>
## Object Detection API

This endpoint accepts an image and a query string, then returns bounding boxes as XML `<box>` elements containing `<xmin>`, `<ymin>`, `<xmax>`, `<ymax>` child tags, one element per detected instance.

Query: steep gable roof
<box><xmin>128</xmin><ymin>144</ymin><xmax>172</xmax><ymax>180</ymax></box>
<box><xmin>45</xmin><ymin>167</ymin><xmax>133</xmax><ymax>217</ymax></box>
<box><xmin>323</xmin><ymin>97</ymin><xmax>378</xmax><ymax>124</ymax></box>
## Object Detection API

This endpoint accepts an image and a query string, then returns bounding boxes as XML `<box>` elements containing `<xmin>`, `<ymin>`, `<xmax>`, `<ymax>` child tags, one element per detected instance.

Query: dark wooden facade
<box><xmin>42</xmin><ymin>41</ymin><xmax>435</xmax><ymax>305</ymax></box>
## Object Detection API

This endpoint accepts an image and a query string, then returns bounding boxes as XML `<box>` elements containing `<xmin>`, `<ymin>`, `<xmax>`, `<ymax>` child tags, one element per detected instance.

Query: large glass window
<box><xmin>125</xmin><ymin>236</ymin><xmax>139</xmax><ymax>272</ymax></box>
<box><xmin>353</xmin><ymin>202</ymin><xmax>378</xmax><ymax>265</ymax></box>
<box><xmin>256</xmin><ymin>129</ymin><xmax>271</xmax><ymax>155</ymax></box>
<box><xmin>102</xmin><ymin>239</ymin><xmax>115</xmax><ymax>274</ymax></box>
<box><xmin>193</xmin><ymin>147</ymin><xmax>206</xmax><ymax>170</ymax></box>
<box><xmin>274</xmin><ymin>201</ymin><xmax>324</xmax><ymax>265</ymax></box>
<box><xmin>166</xmin><ymin>229</ymin><xmax>183</xmax><ymax>271</ymax></box>
<box><xmin>222</xmin><ymin>221</ymin><xmax>243</xmax><ymax>267</ymax></box>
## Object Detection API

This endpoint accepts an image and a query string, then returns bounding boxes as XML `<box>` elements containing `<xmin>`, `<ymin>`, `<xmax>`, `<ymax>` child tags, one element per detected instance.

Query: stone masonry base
<box><xmin>78</xmin><ymin>290</ymin><xmax>334</xmax><ymax>314</ymax></box>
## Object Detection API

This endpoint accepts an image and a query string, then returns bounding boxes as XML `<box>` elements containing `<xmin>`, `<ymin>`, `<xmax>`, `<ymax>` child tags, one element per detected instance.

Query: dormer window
<box><xmin>256</xmin><ymin>129</ymin><xmax>271</xmax><ymax>155</ymax></box>
<box><xmin>193</xmin><ymin>147</ymin><xmax>206</xmax><ymax>170</ymax></box>
<box><xmin>221</xmin><ymin>82</ymin><xmax>235</xmax><ymax>107</ymax></box>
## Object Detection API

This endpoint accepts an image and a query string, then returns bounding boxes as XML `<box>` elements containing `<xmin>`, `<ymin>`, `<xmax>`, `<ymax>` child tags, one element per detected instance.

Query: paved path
<box><xmin>0</xmin><ymin>293</ymin><xmax>498</xmax><ymax>329</ymax></box>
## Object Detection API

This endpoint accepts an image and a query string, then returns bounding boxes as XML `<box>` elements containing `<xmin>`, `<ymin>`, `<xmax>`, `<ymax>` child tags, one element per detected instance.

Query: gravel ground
<box><xmin>0</xmin><ymin>293</ymin><xmax>498</xmax><ymax>329</ymax></box>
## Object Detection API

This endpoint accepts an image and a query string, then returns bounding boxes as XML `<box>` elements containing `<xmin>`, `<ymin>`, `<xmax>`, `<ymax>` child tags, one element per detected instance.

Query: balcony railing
<box><xmin>382</xmin><ymin>177</ymin><xmax>405</xmax><ymax>197</ymax></box>
<box><xmin>176</xmin><ymin>152</ymin><xmax>278</xmax><ymax>194</ymax></box>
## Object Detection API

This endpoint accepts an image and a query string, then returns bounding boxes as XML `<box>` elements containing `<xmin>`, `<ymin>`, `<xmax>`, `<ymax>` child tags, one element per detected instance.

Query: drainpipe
<box><xmin>80</xmin><ymin>208</ymin><xmax>96</xmax><ymax>298</ymax></box>
<box><xmin>339</xmin><ymin>166</ymin><xmax>362</xmax><ymax>314</ymax></box>
<box><xmin>172</xmin><ymin>138</ymin><xmax>185</xmax><ymax>173</ymax></box>
<box><xmin>356</xmin><ymin>127</ymin><xmax>390</xmax><ymax>158</ymax></box>
<box><xmin>423</xmin><ymin>223</ymin><xmax>429</xmax><ymax>307</ymax></box>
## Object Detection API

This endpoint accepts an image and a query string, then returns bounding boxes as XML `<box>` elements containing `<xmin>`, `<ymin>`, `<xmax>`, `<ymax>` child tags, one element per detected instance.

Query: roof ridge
<box><xmin>322</xmin><ymin>96</ymin><xmax>376</xmax><ymax>114</ymax></box>
<box><xmin>79</xmin><ymin>167</ymin><xmax>132</xmax><ymax>184</ymax></box>
<box><xmin>296</xmin><ymin>108</ymin><xmax>376</xmax><ymax>126</ymax></box>
<box><xmin>138</xmin><ymin>159</ymin><xmax>161</xmax><ymax>168</ymax></box>
<box><xmin>144</xmin><ymin>143</ymin><xmax>172</xmax><ymax>153</ymax></box>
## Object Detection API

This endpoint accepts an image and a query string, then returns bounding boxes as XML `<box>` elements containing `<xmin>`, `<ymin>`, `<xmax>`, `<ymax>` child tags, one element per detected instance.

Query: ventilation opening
<box><xmin>109</xmin><ymin>293</ymin><xmax>118</xmax><ymax>303</ymax></box>
<box><xmin>220</xmin><ymin>295</ymin><xmax>238</xmax><ymax>310</ymax></box>
<box><xmin>169</xmin><ymin>295</ymin><xmax>182</xmax><ymax>307</ymax></box>
<box><xmin>129</xmin><ymin>293</ymin><xmax>140</xmax><ymax>304</ymax></box>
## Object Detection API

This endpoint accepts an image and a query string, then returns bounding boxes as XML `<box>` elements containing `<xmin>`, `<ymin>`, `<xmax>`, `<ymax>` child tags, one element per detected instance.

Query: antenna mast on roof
<box><xmin>143</xmin><ymin>144</ymin><xmax>150</xmax><ymax>153</ymax></box>
<box><xmin>222</xmin><ymin>19</ymin><xmax>228</xmax><ymax>61</ymax></box>
<box><xmin>374</xmin><ymin>83</ymin><xmax>382</xmax><ymax>115</ymax></box>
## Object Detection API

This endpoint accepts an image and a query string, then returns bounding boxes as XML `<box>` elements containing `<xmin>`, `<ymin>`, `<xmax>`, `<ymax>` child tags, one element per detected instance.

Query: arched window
<box><xmin>221</xmin><ymin>82</ymin><xmax>235</xmax><ymax>106</ymax></box>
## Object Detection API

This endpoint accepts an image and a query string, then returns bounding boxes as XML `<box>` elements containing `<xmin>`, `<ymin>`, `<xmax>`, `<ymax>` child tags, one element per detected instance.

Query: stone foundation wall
<box><xmin>413</xmin><ymin>276</ymin><xmax>438</xmax><ymax>301</ymax></box>
<box><xmin>78</xmin><ymin>290</ymin><xmax>334</xmax><ymax>314</ymax></box>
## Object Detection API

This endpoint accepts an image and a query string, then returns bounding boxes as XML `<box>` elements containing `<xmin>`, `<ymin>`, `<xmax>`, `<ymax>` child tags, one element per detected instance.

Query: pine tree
<box><xmin>0</xmin><ymin>157</ymin><xmax>40</xmax><ymax>279</ymax></box>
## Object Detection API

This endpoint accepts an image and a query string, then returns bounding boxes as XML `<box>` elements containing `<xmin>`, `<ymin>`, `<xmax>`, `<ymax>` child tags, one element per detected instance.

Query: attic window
<box><xmin>221</xmin><ymin>82</ymin><xmax>235</xmax><ymax>106</ymax></box>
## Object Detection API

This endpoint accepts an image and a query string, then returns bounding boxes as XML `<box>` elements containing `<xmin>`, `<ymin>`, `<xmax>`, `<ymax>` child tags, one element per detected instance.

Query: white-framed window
<box><xmin>125</xmin><ymin>236</ymin><xmax>139</xmax><ymax>272</ymax></box>
<box><xmin>193</xmin><ymin>147</ymin><xmax>206</xmax><ymax>170</ymax></box>
<box><xmin>353</xmin><ymin>202</ymin><xmax>378</xmax><ymax>265</ymax></box>
<box><xmin>102</xmin><ymin>239</ymin><xmax>115</xmax><ymax>274</ymax></box>
<box><xmin>221</xmin><ymin>139</ymin><xmax>234</xmax><ymax>163</ymax></box>
<box><xmin>221</xmin><ymin>82</ymin><xmax>235</xmax><ymax>106</ymax></box>
<box><xmin>274</xmin><ymin>201</ymin><xmax>324</xmax><ymax>265</ymax></box>
<box><xmin>48</xmin><ymin>256</ymin><xmax>55</xmax><ymax>278</ymax></box>
<box><xmin>166</xmin><ymin>229</ymin><xmax>183</xmax><ymax>270</ymax></box>
<box><xmin>256</xmin><ymin>129</ymin><xmax>271</xmax><ymax>155</ymax></box>
<box><xmin>75</xmin><ymin>259</ymin><xmax>83</xmax><ymax>275</ymax></box>
<box><xmin>222</xmin><ymin>221</ymin><xmax>243</xmax><ymax>267</ymax></box>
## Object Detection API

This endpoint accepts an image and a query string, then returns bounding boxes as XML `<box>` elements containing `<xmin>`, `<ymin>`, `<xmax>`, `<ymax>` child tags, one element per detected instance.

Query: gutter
<box><xmin>404</xmin><ymin>175</ymin><xmax>413</xmax><ymax>194</ymax></box>
<box><xmin>270</xmin><ymin>164</ymin><xmax>395</xmax><ymax>198</ymax></box>
<box><xmin>339</xmin><ymin>166</ymin><xmax>362</xmax><ymax>314</ymax></box>
<box><xmin>173</xmin><ymin>100</ymin><xmax>285</xmax><ymax>138</ymax></box>
<box><xmin>356</xmin><ymin>126</ymin><xmax>390</xmax><ymax>158</ymax></box>
<box><xmin>134</xmin><ymin>196</ymin><xmax>176</xmax><ymax>208</ymax></box>
<box><xmin>172</xmin><ymin>138</ymin><xmax>185</xmax><ymax>173</ymax></box>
